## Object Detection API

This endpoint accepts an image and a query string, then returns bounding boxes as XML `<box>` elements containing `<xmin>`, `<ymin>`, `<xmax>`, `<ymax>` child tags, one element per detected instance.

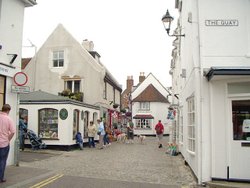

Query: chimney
<box><xmin>82</xmin><ymin>39</ymin><xmax>94</xmax><ymax>51</ymax></box>
<box><xmin>139</xmin><ymin>72</ymin><xmax>145</xmax><ymax>83</ymax></box>
<box><xmin>126</xmin><ymin>76</ymin><xmax>134</xmax><ymax>92</ymax></box>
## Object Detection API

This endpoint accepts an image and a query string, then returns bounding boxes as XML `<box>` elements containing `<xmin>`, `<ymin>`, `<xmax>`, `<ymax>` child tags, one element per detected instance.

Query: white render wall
<box><xmin>0</xmin><ymin>0</ymin><xmax>31</xmax><ymax>165</ymax></box>
<box><xmin>174</xmin><ymin>0</ymin><xmax>250</xmax><ymax>183</ymax></box>
<box><xmin>20</xmin><ymin>103</ymin><xmax>100</xmax><ymax>145</ymax></box>
<box><xmin>132</xmin><ymin>102</ymin><xmax>170</xmax><ymax>135</ymax></box>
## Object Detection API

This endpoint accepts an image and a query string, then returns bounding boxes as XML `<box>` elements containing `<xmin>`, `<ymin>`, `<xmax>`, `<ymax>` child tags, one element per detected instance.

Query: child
<box><xmin>75</xmin><ymin>132</ymin><xmax>83</xmax><ymax>150</ymax></box>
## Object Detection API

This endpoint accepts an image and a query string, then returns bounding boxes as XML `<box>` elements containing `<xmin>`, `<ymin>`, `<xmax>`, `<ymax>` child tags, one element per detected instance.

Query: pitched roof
<box><xmin>20</xmin><ymin>90</ymin><xmax>99</xmax><ymax>109</ymax></box>
<box><xmin>21</xmin><ymin>58</ymin><xmax>32</xmax><ymax>70</ymax></box>
<box><xmin>132</xmin><ymin>84</ymin><xmax>169</xmax><ymax>103</ymax></box>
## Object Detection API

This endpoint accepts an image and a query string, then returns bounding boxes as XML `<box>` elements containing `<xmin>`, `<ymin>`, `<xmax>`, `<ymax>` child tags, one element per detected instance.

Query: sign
<box><xmin>13</xmin><ymin>72</ymin><xmax>28</xmax><ymax>86</ymax></box>
<box><xmin>243</xmin><ymin>119</ymin><xmax>250</xmax><ymax>133</ymax></box>
<box><xmin>11</xmin><ymin>85</ymin><xmax>30</xmax><ymax>93</ymax></box>
<box><xmin>205</xmin><ymin>20</ymin><xmax>239</xmax><ymax>26</ymax></box>
<box><xmin>0</xmin><ymin>63</ymin><xmax>16</xmax><ymax>77</ymax></box>
<box><xmin>60</xmin><ymin>108</ymin><xmax>68</xmax><ymax>120</ymax></box>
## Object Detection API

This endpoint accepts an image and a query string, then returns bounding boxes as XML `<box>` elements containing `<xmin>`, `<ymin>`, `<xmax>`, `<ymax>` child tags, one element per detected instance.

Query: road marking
<box><xmin>30</xmin><ymin>174</ymin><xmax>64</xmax><ymax>188</ymax></box>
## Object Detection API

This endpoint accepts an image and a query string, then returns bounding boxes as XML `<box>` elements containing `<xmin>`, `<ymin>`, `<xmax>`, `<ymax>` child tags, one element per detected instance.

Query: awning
<box><xmin>205</xmin><ymin>67</ymin><xmax>250</xmax><ymax>81</ymax></box>
<box><xmin>133</xmin><ymin>114</ymin><xmax>154</xmax><ymax>119</ymax></box>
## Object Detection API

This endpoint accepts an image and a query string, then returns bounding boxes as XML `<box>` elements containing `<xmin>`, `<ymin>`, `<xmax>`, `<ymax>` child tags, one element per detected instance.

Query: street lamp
<box><xmin>162</xmin><ymin>9</ymin><xmax>185</xmax><ymax>37</ymax></box>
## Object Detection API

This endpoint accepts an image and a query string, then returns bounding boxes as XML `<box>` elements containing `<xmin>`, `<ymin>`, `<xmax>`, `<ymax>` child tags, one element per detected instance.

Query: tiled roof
<box><xmin>132</xmin><ymin>84</ymin><xmax>169</xmax><ymax>103</ymax></box>
<box><xmin>21</xmin><ymin>58</ymin><xmax>32</xmax><ymax>70</ymax></box>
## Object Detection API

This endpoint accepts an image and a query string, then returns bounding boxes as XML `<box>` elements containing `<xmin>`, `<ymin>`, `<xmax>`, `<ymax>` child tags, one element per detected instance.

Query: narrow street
<box><xmin>4</xmin><ymin>136</ymin><xmax>198</xmax><ymax>188</ymax></box>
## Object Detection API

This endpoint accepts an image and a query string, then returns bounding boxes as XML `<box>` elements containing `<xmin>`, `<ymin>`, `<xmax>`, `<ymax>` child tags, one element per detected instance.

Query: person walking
<box><xmin>97</xmin><ymin>119</ymin><xmax>105</xmax><ymax>149</ymax></box>
<box><xmin>0</xmin><ymin>104</ymin><xmax>16</xmax><ymax>183</ymax></box>
<box><xmin>88</xmin><ymin>121</ymin><xmax>97</xmax><ymax>148</ymax></box>
<box><xmin>103</xmin><ymin>122</ymin><xmax>111</xmax><ymax>147</ymax></box>
<box><xmin>127</xmin><ymin>119</ymin><xmax>134</xmax><ymax>144</ymax></box>
<box><xmin>155</xmin><ymin>120</ymin><xmax>164</xmax><ymax>148</ymax></box>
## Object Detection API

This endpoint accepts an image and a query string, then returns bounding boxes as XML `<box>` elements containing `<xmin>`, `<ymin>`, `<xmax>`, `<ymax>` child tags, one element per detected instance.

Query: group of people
<box><xmin>75</xmin><ymin>119</ymin><xmax>112</xmax><ymax>150</ymax></box>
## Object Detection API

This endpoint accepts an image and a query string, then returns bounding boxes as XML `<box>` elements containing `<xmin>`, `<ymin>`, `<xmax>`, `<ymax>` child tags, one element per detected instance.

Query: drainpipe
<box><xmin>195</xmin><ymin>0</ymin><xmax>203</xmax><ymax>184</ymax></box>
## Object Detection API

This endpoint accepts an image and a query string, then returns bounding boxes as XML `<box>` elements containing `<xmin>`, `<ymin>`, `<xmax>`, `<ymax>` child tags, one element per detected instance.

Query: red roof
<box><xmin>133</xmin><ymin>114</ymin><xmax>154</xmax><ymax>119</ymax></box>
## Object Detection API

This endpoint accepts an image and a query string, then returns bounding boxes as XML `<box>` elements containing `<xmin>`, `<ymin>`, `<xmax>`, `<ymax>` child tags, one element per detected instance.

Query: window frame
<box><xmin>187</xmin><ymin>97</ymin><xmax>195</xmax><ymax>153</ymax></box>
<box><xmin>38</xmin><ymin>108</ymin><xmax>59</xmax><ymax>139</ymax></box>
<box><xmin>53</xmin><ymin>50</ymin><xmax>64</xmax><ymax>67</ymax></box>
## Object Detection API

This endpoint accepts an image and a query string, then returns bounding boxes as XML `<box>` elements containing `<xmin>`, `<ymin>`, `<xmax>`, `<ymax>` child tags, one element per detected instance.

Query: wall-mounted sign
<box><xmin>11</xmin><ymin>85</ymin><xmax>30</xmax><ymax>93</ymax></box>
<box><xmin>205</xmin><ymin>20</ymin><xmax>239</xmax><ymax>26</ymax></box>
<box><xmin>60</xmin><ymin>108</ymin><xmax>68</xmax><ymax>120</ymax></box>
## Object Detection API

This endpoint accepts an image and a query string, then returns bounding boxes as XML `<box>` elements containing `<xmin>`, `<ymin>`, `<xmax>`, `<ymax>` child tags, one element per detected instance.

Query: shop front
<box><xmin>20</xmin><ymin>91</ymin><xmax>100</xmax><ymax>149</ymax></box>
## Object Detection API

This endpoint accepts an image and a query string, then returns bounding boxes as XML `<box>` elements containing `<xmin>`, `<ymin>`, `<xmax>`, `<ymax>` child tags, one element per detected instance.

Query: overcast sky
<box><xmin>22</xmin><ymin>0</ymin><xmax>178</xmax><ymax>89</ymax></box>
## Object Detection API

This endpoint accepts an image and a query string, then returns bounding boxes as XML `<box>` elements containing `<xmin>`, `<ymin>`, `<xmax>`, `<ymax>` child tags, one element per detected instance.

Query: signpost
<box><xmin>12</xmin><ymin>72</ymin><xmax>29</xmax><ymax>166</ymax></box>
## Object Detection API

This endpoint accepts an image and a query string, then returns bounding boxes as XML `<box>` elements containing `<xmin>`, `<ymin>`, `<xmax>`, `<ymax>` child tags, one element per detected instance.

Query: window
<box><xmin>140</xmin><ymin>102</ymin><xmax>150</xmax><ymax>110</ymax></box>
<box><xmin>0</xmin><ymin>76</ymin><xmax>5</xmax><ymax>108</ymax></box>
<box><xmin>103</xmin><ymin>82</ymin><xmax>107</xmax><ymax>99</ymax></box>
<box><xmin>179</xmin><ymin>108</ymin><xmax>183</xmax><ymax>143</ymax></box>
<box><xmin>232</xmin><ymin>100</ymin><xmax>250</xmax><ymax>140</ymax></box>
<box><xmin>39</xmin><ymin>108</ymin><xmax>58</xmax><ymax>139</ymax></box>
<box><xmin>187</xmin><ymin>97</ymin><xmax>195</xmax><ymax>152</ymax></box>
<box><xmin>53</xmin><ymin>50</ymin><xmax>64</xmax><ymax>67</ymax></box>
<box><xmin>135</xmin><ymin>119</ymin><xmax>152</xmax><ymax>129</ymax></box>
<box><xmin>73</xmin><ymin>109</ymin><xmax>80</xmax><ymax>139</ymax></box>
<box><xmin>65</xmin><ymin>80</ymin><xmax>81</xmax><ymax>93</ymax></box>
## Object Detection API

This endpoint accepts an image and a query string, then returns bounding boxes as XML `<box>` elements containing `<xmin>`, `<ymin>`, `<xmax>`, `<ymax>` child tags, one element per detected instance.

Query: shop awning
<box><xmin>133</xmin><ymin>114</ymin><xmax>154</xmax><ymax>119</ymax></box>
<box><xmin>205</xmin><ymin>67</ymin><xmax>250</xmax><ymax>81</ymax></box>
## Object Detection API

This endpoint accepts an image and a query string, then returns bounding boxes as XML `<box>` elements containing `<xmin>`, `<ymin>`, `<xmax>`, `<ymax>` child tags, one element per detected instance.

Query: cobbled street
<box><xmin>15</xmin><ymin>136</ymin><xmax>199</xmax><ymax>188</ymax></box>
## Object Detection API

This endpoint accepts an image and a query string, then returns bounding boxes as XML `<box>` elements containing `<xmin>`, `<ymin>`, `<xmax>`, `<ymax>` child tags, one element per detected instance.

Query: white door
<box><xmin>229</xmin><ymin>99</ymin><xmax>250</xmax><ymax>180</ymax></box>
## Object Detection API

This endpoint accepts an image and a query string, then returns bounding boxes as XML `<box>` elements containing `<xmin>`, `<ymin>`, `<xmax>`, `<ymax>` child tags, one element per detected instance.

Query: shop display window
<box><xmin>232</xmin><ymin>100</ymin><xmax>250</xmax><ymax>141</ymax></box>
<box><xmin>73</xmin><ymin>109</ymin><xmax>80</xmax><ymax>139</ymax></box>
<box><xmin>39</xmin><ymin>108</ymin><xmax>58</xmax><ymax>139</ymax></box>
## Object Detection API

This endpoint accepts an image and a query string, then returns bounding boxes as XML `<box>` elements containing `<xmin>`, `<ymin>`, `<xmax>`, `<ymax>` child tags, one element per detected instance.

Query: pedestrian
<box><xmin>88</xmin><ymin>121</ymin><xmax>97</xmax><ymax>148</ymax></box>
<box><xmin>103</xmin><ymin>122</ymin><xmax>111</xmax><ymax>147</ymax></box>
<box><xmin>0</xmin><ymin>104</ymin><xmax>16</xmax><ymax>183</ymax></box>
<box><xmin>126</xmin><ymin>119</ymin><xmax>134</xmax><ymax>144</ymax></box>
<box><xmin>19</xmin><ymin>116</ymin><xmax>27</xmax><ymax>151</ymax></box>
<box><xmin>155</xmin><ymin>120</ymin><xmax>164</xmax><ymax>148</ymax></box>
<box><xmin>97</xmin><ymin>119</ymin><xmax>105</xmax><ymax>149</ymax></box>
<box><xmin>75</xmin><ymin>132</ymin><xmax>83</xmax><ymax>150</ymax></box>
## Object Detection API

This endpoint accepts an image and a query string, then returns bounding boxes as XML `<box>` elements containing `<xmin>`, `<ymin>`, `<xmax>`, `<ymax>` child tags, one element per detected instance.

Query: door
<box><xmin>229</xmin><ymin>99</ymin><xmax>250</xmax><ymax>180</ymax></box>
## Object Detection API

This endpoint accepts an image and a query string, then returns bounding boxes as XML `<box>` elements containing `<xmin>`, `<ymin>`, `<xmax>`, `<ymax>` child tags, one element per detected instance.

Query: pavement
<box><xmin>1</xmin><ymin>137</ymin><xmax>250</xmax><ymax>188</ymax></box>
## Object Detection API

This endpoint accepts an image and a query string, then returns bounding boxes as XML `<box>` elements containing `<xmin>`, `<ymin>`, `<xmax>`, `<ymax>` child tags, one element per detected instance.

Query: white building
<box><xmin>131</xmin><ymin>73</ymin><xmax>170</xmax><ymax>135</ymax></box>
<box><xmin>21</xmin><ymin>24</ymin><xmax>122</xmax><ymax>143</ymax></box>
<box><xmin>168</xmin><ymin>0</ymin><xmax>250</xmax><ymax>184</ymax></box>
<box><xmin>0</xmin><ymin>0</ymin><xmax>36</xmax><ymax>165</ymax></box>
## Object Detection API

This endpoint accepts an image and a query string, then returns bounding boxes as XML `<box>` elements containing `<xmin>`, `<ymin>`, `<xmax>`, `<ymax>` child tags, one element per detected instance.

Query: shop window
<box><xmin>135</xmin><ymin>119</ymin><xmax>152</xmax><ymax>129</ymax></box>
<box><xmin>39</xmin><ymin>108</ymin><xmax>58</xmax><ymax>139</ymax></box>
<box><xmin>187</xmin><ymin>97</ymin><xmax>195</xmax><ymax>153</ymax></box>
<box><xmin>53</xmin><ymin>50</ymin><xmax>64</xmax><ymax>67</ymax></box>
<box><xmin>83</xmin><ymin>111</ymin><xmax>89</xmax><ymax>138</ymax></box>
<box><xmin>73</xmin><ymin>109</ymin><xmax>80</xmax><ymax>139</ymax></box>
<box><xmin>0</xmin><ymin>76</ymin><xmax>5</xmax><ymax>108</ymax></box>
<box><xmin>232</xmin><ymin>100</ymin><xmax>250</xmax><ymax>140</ymax></box>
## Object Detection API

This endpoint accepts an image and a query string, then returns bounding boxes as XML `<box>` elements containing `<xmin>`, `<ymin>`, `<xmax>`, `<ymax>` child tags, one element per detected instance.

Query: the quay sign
<box><xmin>205</xmin><ymin>20</ymin><xmax>239</xmax><ymax>26</ymax></box>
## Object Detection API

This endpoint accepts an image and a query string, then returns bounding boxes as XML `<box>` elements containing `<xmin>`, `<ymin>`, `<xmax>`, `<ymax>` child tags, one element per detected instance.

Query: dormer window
<box><xmin>53</xmin><ymin>50</ymin><xmax>64</xmax><ymax>67</ymax></box>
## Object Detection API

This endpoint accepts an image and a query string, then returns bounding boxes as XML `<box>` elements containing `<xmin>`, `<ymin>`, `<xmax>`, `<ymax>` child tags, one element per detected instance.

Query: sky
<box><xmin>22</xmin><ymin>0</ymin><xmax>178</xmax><ymax>89</ymax></box>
